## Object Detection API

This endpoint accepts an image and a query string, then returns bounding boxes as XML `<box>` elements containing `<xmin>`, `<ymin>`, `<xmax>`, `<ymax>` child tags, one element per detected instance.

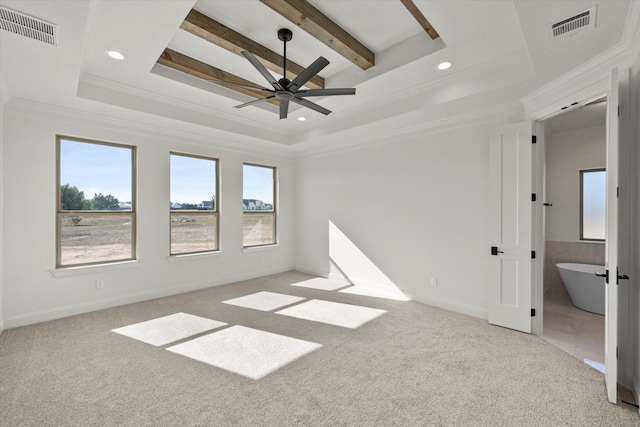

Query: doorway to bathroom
<box><xmin>540</xmin><ymin>98</ymin><xmax>607</xmax><ymax>371</ymax></box>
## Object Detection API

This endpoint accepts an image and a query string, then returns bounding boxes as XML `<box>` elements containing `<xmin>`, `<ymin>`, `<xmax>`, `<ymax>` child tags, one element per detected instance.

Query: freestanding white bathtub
<box><xmin>556</xmin><ymin>263</ymin><xmax>606</xmax><ymax>315</ymax></box>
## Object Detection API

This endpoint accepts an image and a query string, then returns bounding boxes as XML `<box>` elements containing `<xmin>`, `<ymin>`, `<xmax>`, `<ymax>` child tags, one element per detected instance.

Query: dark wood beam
<box><xmin>180</xmin><ymin>9</ymin><xmax>324</xmax><ymax>90</ymax></box>
<box><xmin>259</xmin><ymin>0</ymin><xmax>375</xmax><ymax>70</ymax></box>
<box><xmin>400</xmin><ymin>0</ymin><xmax>440</xmax><ymax>40</ymax></box>
<box><xmin>157</xmin><ymin>48</ymin><xmax>279</xmax><ymax>107</ymax></box>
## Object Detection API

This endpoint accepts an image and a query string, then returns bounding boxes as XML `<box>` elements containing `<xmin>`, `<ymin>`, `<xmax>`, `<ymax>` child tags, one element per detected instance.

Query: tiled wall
<box><xmin>544</xmin><ymin>240</ymin><xmax>605</xmax><ymax>298</ymax></box>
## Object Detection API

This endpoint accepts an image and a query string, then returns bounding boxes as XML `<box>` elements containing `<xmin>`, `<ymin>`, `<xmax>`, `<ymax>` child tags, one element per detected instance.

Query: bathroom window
<box><xmin>580</xmin><ymin>169</ymin><xmax>606</xmax><ymax>241</ymax></box>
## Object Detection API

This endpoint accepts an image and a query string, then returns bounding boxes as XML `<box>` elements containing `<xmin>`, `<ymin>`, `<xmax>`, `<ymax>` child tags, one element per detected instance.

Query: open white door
<box><xmin>488</xmin><ymin>121</ymin><xmax>533</xmax><ymax>333</ymax></box>
<box><xmin>604</xmin><ymin>68</ymin><xmax>619</xmax><ymax>404</ymax></box>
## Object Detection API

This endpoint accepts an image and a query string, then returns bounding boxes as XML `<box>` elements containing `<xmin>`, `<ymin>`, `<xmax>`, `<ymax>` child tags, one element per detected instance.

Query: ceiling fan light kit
<box><xmin>214</xmin><ymin>28</ymin><xmax>356</xmax><ymax>119</ymax></box>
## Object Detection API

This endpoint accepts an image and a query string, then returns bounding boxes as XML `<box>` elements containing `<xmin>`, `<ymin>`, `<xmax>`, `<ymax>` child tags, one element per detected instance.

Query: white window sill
<box><xmin>51</xmin><ymin>260</ymin><xmax>139</xmax><ymax>278</ymax></box>
<box><xmin>167</xmin><ymin>250</ymin><xmax>223</xmax><ymax>263</ymax></box>
<box><xmin>242</xmin><ymin>244</ymin><xmax>279</xmax><ymax>253</ymax></box>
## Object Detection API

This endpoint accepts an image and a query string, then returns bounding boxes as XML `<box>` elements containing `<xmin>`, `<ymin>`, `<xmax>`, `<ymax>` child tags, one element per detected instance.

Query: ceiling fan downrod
<box><xmin>277</xmin><ymin>28</ymin><xmax>292</xmax><ymax>89</ymax></box>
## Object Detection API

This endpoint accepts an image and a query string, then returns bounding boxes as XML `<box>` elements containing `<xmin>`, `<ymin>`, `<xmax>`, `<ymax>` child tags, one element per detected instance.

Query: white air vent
<box><xmin>549</xmin><ymin>6</ymin><xmax>596</xmax><ymax>40</ymax></box>
<box><xmin>0</xmin><ymin>6</ymin><xmax>57</xmax><ymax>46</ymax></box>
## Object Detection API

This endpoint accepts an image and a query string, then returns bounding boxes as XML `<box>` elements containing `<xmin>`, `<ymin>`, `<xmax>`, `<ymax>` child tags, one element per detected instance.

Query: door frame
<box><xmin>526</xmin><ymin>76</ymin><xmax>613</xmax><ymax>334</ymax></box>
<box><xmin>526</xmin><ymin>70</ymin><xmax>629</xmax><ymax>403</ymax></box>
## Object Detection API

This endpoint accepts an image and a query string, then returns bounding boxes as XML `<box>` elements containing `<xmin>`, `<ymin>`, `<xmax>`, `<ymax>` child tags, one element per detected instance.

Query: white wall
<box><xmin>630</xmin><ymin>60</ymin><xmax>640</xmax><ymax>408</ymax></box>
<box><xmin>0</xmin><ymin>74</ymin><xmax>8</xmax><ymax>334</ymax></box>
<box><xmin>545</xmin><ymin>125</ymin><xmax>606</xmax><ymax>242</ymax></box>
<box><xmin>294</xmin><ymin>118</ymin><xmax>514</xmax><ymax>318</ymax></box>
<box><xmin>1</xmin><ymin>102</ymin><xmax>294</xmax><ymax>327</ymax></box>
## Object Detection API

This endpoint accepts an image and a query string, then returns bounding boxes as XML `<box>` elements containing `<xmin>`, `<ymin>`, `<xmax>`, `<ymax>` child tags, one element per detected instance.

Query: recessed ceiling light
<box><xmin>437</xmin><ymin>61</ymin><xmax>452</xmax><ymax>70</ymax></box>
<box><xmin>298</xmin><ymin>117</ymin><xmax>306</xmax><ymax>121</ymax></box>
<box><xmin>105</xmin><ymin>50</ymin><xmax>125</xmax><ymax>60</ymax></box>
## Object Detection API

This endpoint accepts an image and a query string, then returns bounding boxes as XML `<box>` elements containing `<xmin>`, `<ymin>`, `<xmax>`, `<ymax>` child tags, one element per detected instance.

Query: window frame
<box><xmin>56</xmin><ymin>135</ymin><xmax>137</xmax><ymax>268</ymax></box>
<box><xmin>579</xmin><ymin>168</ymin><xmax>606</xmax><ymax>242</ymax></box>
<box><xmin>242</xmin><ymin>162</ymin><xmax>277</xmax><ymax>248</ymax></box>
<box><xmin>169</xmin><ymin>152</ymin><xmax>220</xmax><ymax>256</ymax></box>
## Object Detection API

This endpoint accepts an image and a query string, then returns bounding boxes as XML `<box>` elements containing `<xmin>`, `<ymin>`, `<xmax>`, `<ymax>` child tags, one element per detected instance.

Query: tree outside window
<box><xmin>57</xmin><ymin>137</ymin><xmax>135</xmax><ymax>267</ymax></box>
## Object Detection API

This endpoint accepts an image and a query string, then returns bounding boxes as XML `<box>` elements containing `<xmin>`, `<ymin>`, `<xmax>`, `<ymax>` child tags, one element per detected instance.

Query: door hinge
<box><xmin>532</xmin><ymin>135</ymin><xmax>537</xmax><ymax>144</ymax></box>
<box><xmin>531</xmin><ymin>250</ymin><xmax>536</xmax><ymax>259</ymax></box>
<box><xmin>618</xmin><ymin>106</ymin><xmax>620</xmax><ymax>117</ymax></box>
<box><xmin>617</xmin><ymin>186</ymin><xmax>619</xmax><ymax>198</ymax></box>
<box><xmin>532</xmin><ymin>193</ymin><xmax>537</xmax><ymax>202</ymax></box>
<box><xmin>616</xmin><ymin>347</ymin><xmax>618</xmax><ymax>359</ymax></box>
<box><xmin>531</xmin><ymin>308</ymin><xmax>536</xmax><ymax>317</ymax></box>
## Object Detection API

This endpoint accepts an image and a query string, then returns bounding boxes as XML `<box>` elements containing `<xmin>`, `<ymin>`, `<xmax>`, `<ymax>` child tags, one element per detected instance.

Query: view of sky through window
<box><xmin>170</xmin><ymin>154</ymin><xmax>217</xmax><ymax>205</ymax></box>
<box><xmin>60</xmin><ymin>139</ymin><xmax>132</xmax><ymax>203</ymax></box>
<box><xmin>243</xmin><ymin>164</ymin><xmax>274</xmax><ymax>205</ymax></box>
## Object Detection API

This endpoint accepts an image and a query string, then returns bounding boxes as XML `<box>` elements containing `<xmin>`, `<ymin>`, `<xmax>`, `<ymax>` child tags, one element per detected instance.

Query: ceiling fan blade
<box><xmin>288</xmin><ymin>56</ymin><xmax>330</xmax><ymax>92</ymax></box>
<box><xmin>279</xmin><ymin>99</ymin><xmax>290</xmax><ymax>119</ymax></box>
<box><xmin>291</xmin><ymin>96</ymin><xmax>331</xmax><ymax>115</ymax></box>
<box><xmin>234</xmin><ymin>95</ymin><xmax>275</xmax><ymax>109</ymax></box>
<box><xmin>295</xmin><ymin>88</ymin><xmax>356</xmax><ymax>97</ymax></box>
<box><xmin>208</xmin><ymin>79</ymin><xmax>273</xmax><ymax>93</ymax></box>
<box><xmin>241</xmin><ymin>51</ymin><xmax>282</xmax><ymax>90</ymax></box>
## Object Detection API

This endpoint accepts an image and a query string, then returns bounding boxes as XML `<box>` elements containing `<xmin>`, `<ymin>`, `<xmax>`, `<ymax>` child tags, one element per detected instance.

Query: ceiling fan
<box><xmin>213</xmin><ymin>28</ymin><xmax>356</xmax><ymax>119</ymax></box>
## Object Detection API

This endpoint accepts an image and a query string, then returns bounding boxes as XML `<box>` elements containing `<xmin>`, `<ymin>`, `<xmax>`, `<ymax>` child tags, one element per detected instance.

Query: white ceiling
<box><xmin>0</xmin><ymin>0</ymin><xmax>634</xmax><ymax>148</ymax></box>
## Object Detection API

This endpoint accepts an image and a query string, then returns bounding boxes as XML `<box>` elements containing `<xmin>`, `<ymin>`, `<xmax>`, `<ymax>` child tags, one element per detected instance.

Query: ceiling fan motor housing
<box><xmin>277</xmin><ymin>28</ymin><xmax>292</xmax><ymax>42</ymax></box>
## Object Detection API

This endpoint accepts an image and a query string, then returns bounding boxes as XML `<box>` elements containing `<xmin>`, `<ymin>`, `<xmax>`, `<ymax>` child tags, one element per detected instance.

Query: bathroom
<box><xmin>541</xmin><ymin>99</ymin><xmax>607</xmax><ymax>368</ymax></box>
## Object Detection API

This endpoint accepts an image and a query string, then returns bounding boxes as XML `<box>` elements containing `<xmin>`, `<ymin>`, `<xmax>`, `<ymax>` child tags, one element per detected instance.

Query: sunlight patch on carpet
<box><xmin>291</xmin><ymin>278</ymin><xmax>347</xmax><ymax>291</ymax></box>
<box><xmin>166</xmin><ymin>325</ymin><xmax>322</xmax><ymax>380</ymax></box>
<box><xmin>339</xmin><ymin>285</ymin><xmax>410</xmax><ymax>301</ymax></box>
<box><xmin>276</xmin><ymin>299</ymin><xmax>387</xmax><ymax>329</ymax></box>
<box><xmin>222</xmin><ymin>291</ymin><xmax>305</xmax><ymax>311</ymax></box>
<box><xmin>112</xmin><ymin>313</ymin><xmax>227</xmax><ymax>346</ymax></box>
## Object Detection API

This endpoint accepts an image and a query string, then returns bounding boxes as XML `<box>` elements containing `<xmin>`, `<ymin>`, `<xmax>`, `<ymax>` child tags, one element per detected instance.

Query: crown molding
<box><xmin>5</xmin><ymin>98</ymin><xmax>295</xmax><ymax>159</ymax></box>
<box><xmin>0</xmin><ymin>73</ymin><xmax>10</xmax><ymax>108</ymax></box>
<box><xmin>293</xmin><ymin>97</ymin><xmax>524</xmax><ymax>160</ymax></box>
<box><xmin>77</xmin><ymin>73</ymin><xmax>290</xmax><ymax>146</ymax></box>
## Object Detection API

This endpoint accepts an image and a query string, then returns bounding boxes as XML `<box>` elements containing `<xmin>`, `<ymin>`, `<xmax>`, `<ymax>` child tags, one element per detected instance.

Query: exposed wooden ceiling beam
<box><xmin>259</xmin><ymin>0</ymin><xmax>375</xmax><ymax>70</ymax></box>
<box><xmin>157</xmin><ymin>48</ymin><xmax>279</xmax><ymax>107</ymax></box>
<box><xmin>400</xmin><ymin>0</ymin><xmax>440</xmax><ymax>40</ymax></box>
<box><xmin>180</xmin><ymin>9</ymin><xmax>324</xmax><ymax>90</ymax></box>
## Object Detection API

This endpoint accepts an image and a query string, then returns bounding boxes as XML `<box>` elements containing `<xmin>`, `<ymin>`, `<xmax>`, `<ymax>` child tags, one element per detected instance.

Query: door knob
<box><xmin>491</xmin><ymin>246</ymin><xmax>504</xmax><ymax>256</ymax></box>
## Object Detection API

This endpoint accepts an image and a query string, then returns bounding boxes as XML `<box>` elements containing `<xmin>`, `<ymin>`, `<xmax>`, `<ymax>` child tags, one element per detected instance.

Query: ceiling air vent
<box><xmin>0</xmin><ymin>6</ymin><xmax>57</xmax><ymax>46</ymax></box>
<box><xmin>549</xmin><ymin>6</ymin><xmax>596</xmax><ymax>40</ymax></box>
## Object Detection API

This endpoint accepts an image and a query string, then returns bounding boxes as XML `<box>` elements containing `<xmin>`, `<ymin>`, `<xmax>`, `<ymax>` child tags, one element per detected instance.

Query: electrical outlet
<box><xmin>96</xmin><ymin>280</ymin><xmax>104</xmax><ymax>290</ymax></box>
<box><xmin>430</xmin><ymin>278</ymin><xmax>438</xmax><ymax>287</ymax></box>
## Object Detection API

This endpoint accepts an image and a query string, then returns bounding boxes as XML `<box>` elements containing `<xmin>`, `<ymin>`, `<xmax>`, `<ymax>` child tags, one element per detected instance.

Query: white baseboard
<box><xmin>630</xmin><ymin>373</ymin><xmax>640</xmax><ymax>415</ymax></box>
<box><xmin>4</xmin><ymin>265</ymin><xmax>292</xmax><ymax>329</ymax></box>
<box><xmin>404</xmin><ymin>292</ymin><xmax>489</xmax><ymax>320</ymax></box>
<box><xmin>328</xmin><ymin>272</ymin><xmax>351</xmax><ymax>286</ymax></box>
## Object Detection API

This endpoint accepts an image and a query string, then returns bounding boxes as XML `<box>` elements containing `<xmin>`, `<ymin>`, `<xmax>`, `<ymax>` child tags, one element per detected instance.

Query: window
<box><xmin>580</xmin><ymin>169</ymin><xmax>606</xmax><ymax>241</ymax></box>
<box><xmin>57</xmin><ymin>137</ymin><xmax>136</xmax><ymax>267</ymax></box>
<box><xmin>243</xmin><ymin>163</ymin><xmax>276</xmax><ymax>247</ymax></box>
<box><xmin>170</xmin><ymin>153</ymin><xmax>219</xmax><ymax>255</ymax></box>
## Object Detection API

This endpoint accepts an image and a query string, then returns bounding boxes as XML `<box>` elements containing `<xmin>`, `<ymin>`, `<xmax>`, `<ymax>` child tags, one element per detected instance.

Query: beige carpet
<box><xmin>0</xmin><ymin>271</ymin><xmax>638</xmax><ymax>426</ymax></box>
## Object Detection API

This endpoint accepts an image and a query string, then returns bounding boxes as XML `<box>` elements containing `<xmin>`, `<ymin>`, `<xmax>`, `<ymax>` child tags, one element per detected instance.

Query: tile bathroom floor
<box><xmin>541</xmin><ymin>293</ymin><xmax>605</xmax><ymax>364</ymax></box>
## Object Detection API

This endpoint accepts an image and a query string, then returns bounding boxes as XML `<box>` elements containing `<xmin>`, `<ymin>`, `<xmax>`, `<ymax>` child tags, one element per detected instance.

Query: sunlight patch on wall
<box><xmin>329</xmin><ymin>221</ymin><xmax>409</xmax><ymax>301</ymax></box>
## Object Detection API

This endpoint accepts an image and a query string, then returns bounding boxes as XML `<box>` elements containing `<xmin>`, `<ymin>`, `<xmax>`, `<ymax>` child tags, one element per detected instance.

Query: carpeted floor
<box><xmin>1</xmin><ymin>271</ymin><xmax>638</xmax><ymax>426</ymax></box>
